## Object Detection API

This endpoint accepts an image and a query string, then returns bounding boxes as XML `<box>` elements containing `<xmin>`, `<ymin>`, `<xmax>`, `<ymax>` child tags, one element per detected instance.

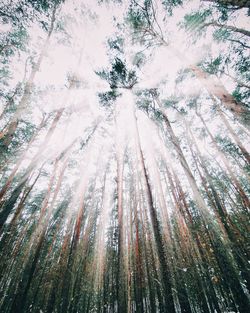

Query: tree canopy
<box><xmin>0</xmin><ymin>1</ymin><xmax>249</xmax><ymax>313</ymax></box>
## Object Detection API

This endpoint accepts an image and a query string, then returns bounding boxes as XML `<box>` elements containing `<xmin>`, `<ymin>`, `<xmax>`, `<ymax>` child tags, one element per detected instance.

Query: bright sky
<box><xmin>1</xmin><ymin>0</ymin><xmax>249</xmax><ymax>206</ymax></box>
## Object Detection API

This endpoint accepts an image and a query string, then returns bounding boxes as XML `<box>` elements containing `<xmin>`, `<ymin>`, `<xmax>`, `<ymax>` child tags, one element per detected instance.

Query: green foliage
<box><xmin>96</xmin><ymin>58</ymin><xmax>138</xmax><ymax>89</ymax></box>
<box><xmin>0</xmin><ymin>67</ymin><xmax>11</xmax><ymax>87</ymax></box>
<box><xmin>162</xmin><ymin>0</ymin><xmax>183</xmax><ymax>15</ymax></box>
<box><xmin>216</xmin><ymin>134</ymin><xmax>244</xmax><ymax>160</ymax></box>
<box><xmin>0</xmin><ymin>1</ymin><xmax>250</xmax><ymax>313</ymax></box>
<box><xmin>175</xmin><ymin>68</ymin><xmax>191</xmax><ymax>84</ymax></box>
<box><xmin>232</xmin><ymin>87</ymin><xmax>250</xmax><ymax>108</ymax></box>
<box><xmin>0</xmin><ymin>0</ymin><xmax>64</xmax><ymax>27</ymax></box>
<box><xmin>234</xmin><ymin>54</ymin><xmax>249</xmax><ymax>75</ymax></box>
<box><xmin>107</xmin><ymin>36</ymin><xmax>124</xmax><ymax>53</ymax></box>
<box><xmin>98</xmin><ymin>90</ymin><xmax>121</xmax><ymax>107</ymax></box>
<box><xmin>163</xmin><ymin>97</ymin><xmax>180</xmax><ymax>108</ymax></box>
<box><xmin>126</xmin><ymin>3</ymin><xmax>149</xmax><ymax>30</ymax></box>
<box><xmin>185</xmin><ymin>97</ymin><xmax>198</xmax><ymax>109</ymax></box>
<box><xmin>201</xmin><ymin>55</ymin><xmax>224</xmax><ymax>75</ymax></box>
<box><xmin>215</xmin><ymin>5</ymin><xmax>229</xmax><ymax>22</ymax></box>
<box><xmin>136</xmin><ymin>95</ymin><xmax>153</xmax><ymax>113</ymax></box>
<box><xmin>182</xmin><ymin>9</ymin><xmax>212</xmax><ymax>32</ymax></box>
<box><xmin>132</xmin><ymin>51</ymin><xmax>146</xmax><ymax>68</ymax></box>
<box><xmin>213</xmin><ymin>28</ymin><xmax>230</xmax><ymax>42</ymax></box>
<box><xmin>0</xmin><ymin>27</ymin><xmax>28</xmax><ymax>57</ymax></box>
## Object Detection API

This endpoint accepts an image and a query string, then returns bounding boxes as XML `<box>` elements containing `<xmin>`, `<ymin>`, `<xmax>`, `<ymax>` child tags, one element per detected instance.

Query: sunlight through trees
<box><xmin>0</xmin><ymin>1</ymin><xmax>249</xmax><ymax>312</ymax></box>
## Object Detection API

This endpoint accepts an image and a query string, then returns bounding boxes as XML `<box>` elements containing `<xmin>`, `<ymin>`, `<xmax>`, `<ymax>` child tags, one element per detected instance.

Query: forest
<box><xmin>0</xmin><ymin>0</ymin><xmax>249</xmax><ymax>312</ymax></box>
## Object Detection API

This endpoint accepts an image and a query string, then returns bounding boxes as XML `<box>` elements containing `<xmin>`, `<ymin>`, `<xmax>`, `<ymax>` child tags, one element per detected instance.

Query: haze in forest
<box><xmin>0</xmin><ymin>1</ymin><xmax>249</xmax><ymax>313</ymax></box>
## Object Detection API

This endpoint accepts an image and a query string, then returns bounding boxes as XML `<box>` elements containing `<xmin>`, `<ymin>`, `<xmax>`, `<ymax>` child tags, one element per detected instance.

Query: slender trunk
<box><xmin>156</xmin><ymin>105</ymin><xmax>250</xmax><ymax>311</ymax></box>
<box><xmin>0</xmin><ymin>109</ymin><xmax>63</xmax><ymax>229</ymax></box>
<box><xmin>186</xmin><ymin>124</ymin><xmax>250</xmax><ymax>292</ymax></box>
<box><xmin>140</xmin><ymin>200</ymin><xmax>158</xmax><ymax>313</ymax></box>
<box><xmin>218</xmin><ymin>108</ymin><xmax>250</xmax><ymax>164</ymax></box>
<box><xmin>165</xmin><ymin>167</ymin><xmax>217</xmax><ymax>312</ymax></box>
<box><xmin>115</xmin><ymin>104</ymin><xmax>126</xmax><ymax>313</ymax></box>
<box><xmin>10</xmin><ymin>169</ymin><xmax>42</xmax><ymax>225</ymax></box>
<box><xmin>0</xmin><ymin>176</ymin><xmax>29</xmax><ymax>229</ymax></box>
<box><xmin>9</xmin><ymin>157</ymin><xmax>59</xmax><ymax>313</ymax></box>
<box><xmin>160</xmin><ymin>107</ymin><xmax>212</xmax><ymax>220</ymax></box>
<box><xmin>0</xmin><ymin>4</ymin><xmax>57</xmax><ymax>149</ymax></box>
<box><xmin>196</xmin><ymin>111</ymin><xmax>250</xmax><ymax>211</ymax></box>
<box><xmin>135</xmin><ymin>203</ymin><xmax>144</xmax><ymax>313</ymax></box>
<box><xmin>131</xmin><ymin>99</ymin><xmax>175</xmax><ymax>313</ymax></box>
<box><xmin>0</xmin><ymin>115</ymin><xmax>48</xmax><ymax>202</ymax></box>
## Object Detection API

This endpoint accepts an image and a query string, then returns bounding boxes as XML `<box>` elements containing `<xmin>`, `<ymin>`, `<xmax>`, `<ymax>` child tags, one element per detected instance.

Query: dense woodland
<box><xmin>0</xmin><ymin>0</ymin><xmax>249</xmax><ymax>312</ymax></box>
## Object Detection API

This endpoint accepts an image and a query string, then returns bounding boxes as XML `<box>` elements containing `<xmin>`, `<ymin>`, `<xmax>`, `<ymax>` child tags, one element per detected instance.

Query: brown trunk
<box><xmin>159</xmin><ymin>107</ymin><xmax>213</xmax><ymax>220</ymax></box>
<box><xmin>170</xmin><ymin>170</ymin><xmax>225</xmax><ymax>313</ymax></box>
<box><xmin>142</xmin><ymin>199</ymin><xmax>160</xmax><ymax>313</ymax></box>
<box><xmin>131</xmin><ymin>101</ymin><xmax>175</xmax><ymax>313</ymax></box>
<box><xmin>115</xmin><ymin>103</ymin><xmax>126</xmax><ymax>313</ymax></box>
<box><xmin>9</xmin><ymin>154</ymin><xmax>60</xmax><ymax>313</ymax></box>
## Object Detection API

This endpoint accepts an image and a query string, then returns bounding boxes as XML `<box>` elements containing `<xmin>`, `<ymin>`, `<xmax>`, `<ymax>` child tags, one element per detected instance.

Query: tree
<box><xmin>0</xmin><ymin>1</ymin><xmax>249</xmax><ymax>312</ymax></box>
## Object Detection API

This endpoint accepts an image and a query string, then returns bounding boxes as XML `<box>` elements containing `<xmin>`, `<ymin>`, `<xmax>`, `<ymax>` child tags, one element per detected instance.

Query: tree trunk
<box><xmin>115</xmin><ymin>103</ymin><xmax>126</xmax><ymax>313</ymax></box>
<box><xmin>0</xmin><ymin>4</ymin><xmax>57</xmax><ymax>149</ymax></box>
<box><xmin>0</xmin><ymin>109</ymin><xmax>64</xmax><ymax>229</ymax></box>
<box><xmin>131</xmin><ymin>97</ymin><xmax>175</xmax><ymax>313</ymax></box>
<box><xmin>0</xmin><ymin>115</ymin><xmax>48</xmax><ymax>202</ymax></box>
<box><xmin>218</xmin><ymin>109</ymin><xmax>250</xmax><ymax>165</ymax></box>
<box><xmin>164</xmin><ymin>43</ymin><xmax>249</xmax><ymax>122</ymax></box>
<box><xmin>196</xmin><ymin>110</ymin><xmax>250</xmax><ymax>211</ymax></box>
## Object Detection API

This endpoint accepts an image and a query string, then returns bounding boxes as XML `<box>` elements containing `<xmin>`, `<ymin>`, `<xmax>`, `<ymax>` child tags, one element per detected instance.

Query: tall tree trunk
<box><xmin>0</xmin><ymin>4</ymin><xmax>57</xmax><ymax>149</ymax></box>
<box><xmin>130</xmin><ymin>95</ymin><xmax>175</xmax><ymax>313</ymax></box>
<box><xmin>0</xmin><ymin>109</ymin><xmax>64</xmax><ymax>229</ymax></box>
<box><xmin>115</xmin><ymin>104</ymin><xmax>126</xmax><ymax>313</ymax></box>
<box><xmin>165</xmin><ymin>167</ymin><xmax>219</xmax><ymax>313</ymax></box>
<box><xmin>152</xmin><ymin>100</ymin><xmax>250</xmax><ymax>311</ymax></box>
<box><xmin>196</xmin><ymin>110</ymin><xmax>250</xmax><ymax>211</ymax></box>
<box><xmin>9</xmin><ymin>156</ymin><xmax>60</xmax><ymax>313</ymax></box>
<box><xmin>186</xmin><ymin>123</ymin><xmax>250</xmax><ymax>292</ymax></box>
<box><xmin>0</xmin><ymin>115</ymin><xmax>48</xmax><ymax>202</ymax></box>
<box><xmin>217</xmin><ymin>108</ymin><xmax>250</xmax><ymax>165</ymax></box>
